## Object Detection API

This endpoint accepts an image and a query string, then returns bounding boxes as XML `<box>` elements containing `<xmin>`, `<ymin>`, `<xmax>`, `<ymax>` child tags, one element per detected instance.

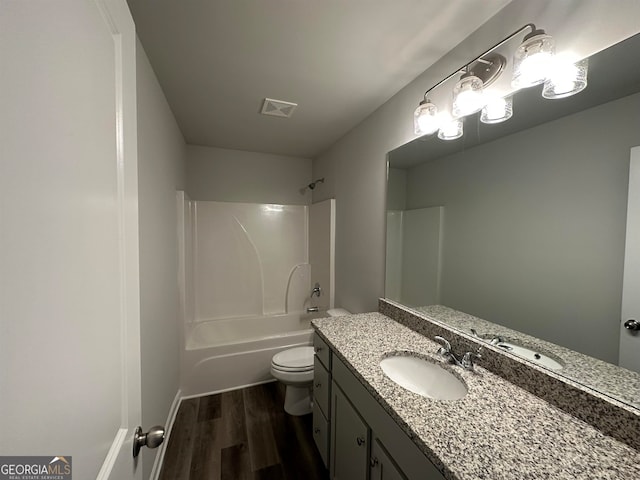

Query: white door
<box><xmin>620</xmin><ymin>146</ymin><xmax>640</xmax><ymax>372</ymax></box>
<box><xmin>0</xmin><ymin>1</ymin><xmax>142</xmax><ymax>479</ymax></box>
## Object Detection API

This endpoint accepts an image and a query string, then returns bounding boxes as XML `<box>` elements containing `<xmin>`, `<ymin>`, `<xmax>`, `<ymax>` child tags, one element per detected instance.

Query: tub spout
<box><xmin>306</xmin><ymin>306</ymin><xmax>319</xmax><ymax>313</ymax></box>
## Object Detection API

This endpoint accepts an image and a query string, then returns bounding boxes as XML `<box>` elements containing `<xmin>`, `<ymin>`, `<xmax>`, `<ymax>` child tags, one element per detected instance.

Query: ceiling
<box><xmin>127</xmin><ymin>0</ymin><xmax>512</xmax><ymax>158</ymax></box>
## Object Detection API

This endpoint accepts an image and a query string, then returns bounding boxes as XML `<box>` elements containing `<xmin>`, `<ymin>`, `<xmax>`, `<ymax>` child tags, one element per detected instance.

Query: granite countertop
<box><xmin>415</xmin><ymin>304</ymin><xmax>640</xmax><ymax>409</ymax></box>
<box><xmin>312</xmin><ymin>312</ymin><xmax>640</xmax><ymax>480</ymax></box>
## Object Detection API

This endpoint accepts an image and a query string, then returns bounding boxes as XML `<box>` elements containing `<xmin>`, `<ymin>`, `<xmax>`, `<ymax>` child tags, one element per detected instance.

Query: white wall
<box><xmin>136</xmin><ymin>40</ymin><xmax>186</xmax><ymax>478</ymax></box>
<box><xmin>187</xmin><ymin>145</ymin><xmax>312</xmax><ymax>205</ymax></box>
<box><xmin>312</xmin><ymin>0</ymin><xmax>640</xmax><ymax>313</ymax></box>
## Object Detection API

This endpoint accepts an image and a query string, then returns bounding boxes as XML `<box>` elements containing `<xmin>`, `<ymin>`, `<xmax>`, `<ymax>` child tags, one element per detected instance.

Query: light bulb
<box><xmin>512</xmin><ymin>30</ymin><xmax>555</xmax><ymax>89</ymax></box>
<box><xmin>452</xmin><ymin>75</ymin><xmax>485</xmax><ymax>117</ymax></box>
<box><xmin>542</xmin><ymin>58</ymin><xmax>588</xmax><ymax>99</ymax></box>
<box><xmin>413</xmin><ymin>100</ymin><xmax>439</xmax><ymax>135</ymax></box>
<box><xmin>481</xmin><ymin>96</ymin><xmax>513</xmax><ymax>124</ymax></box>
<box><xmin>438</xmin><ymin>116</ymin><xmax>463</xmax><ymax>141</ymax></box>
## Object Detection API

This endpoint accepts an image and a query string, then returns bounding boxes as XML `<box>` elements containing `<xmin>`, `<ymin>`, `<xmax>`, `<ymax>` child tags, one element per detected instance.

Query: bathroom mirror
<box><xmin>385</xmin><ymin>32</ymin><xmax>640</xmax><ymax>409</ymax></box>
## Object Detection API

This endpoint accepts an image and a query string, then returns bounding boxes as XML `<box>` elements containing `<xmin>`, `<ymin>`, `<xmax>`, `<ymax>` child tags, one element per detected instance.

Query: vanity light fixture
<box><xmin>412</xmin><ymin>23</ymin><xmax>588</xmax><ymax>141</ymax></box>
<box><xmin>437</xmin><ymin>116</ymin><xmax>463</xmax><ymax>141</ymax></box>
<box><xmin>413</xmin><ymin>99</ymin><xmax>439</xmax><ymax>135</ymax></box>
<box><xmin>452</xmin><ymin>71</ymin><xmax>485</xmax><ymax>117</ymax></box>
<box><xmin>452</xmin><ymin>53</ymin><xmax>506</xmax><ymax>118</ymax></box>
<box><xmin>511</xmin><ymin>28</ymin><xmax>555</xmax><ymax>89</ymax></box>
<box><xmin>481</xmin><ymin>95</ymin><xmax>513</xmax><ymax>124</ymax></box>
<box><xmin>542</xmin><ymin>58</ymin><xmax>589</xmax><ymax>99</ymax></box>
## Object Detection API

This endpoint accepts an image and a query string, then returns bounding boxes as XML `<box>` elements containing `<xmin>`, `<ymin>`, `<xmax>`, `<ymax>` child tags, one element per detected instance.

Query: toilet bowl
<box><xmin>271</xmin><ymin>307</ymin><xmax>351</xmax><ymax>415</ymax></box>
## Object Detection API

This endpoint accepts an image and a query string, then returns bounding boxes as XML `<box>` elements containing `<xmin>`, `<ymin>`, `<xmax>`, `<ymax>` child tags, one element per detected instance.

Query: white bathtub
<box><xmin>181</xmin><ymin>311</ymin><xmax>322</xmax><ymax>396</ymax></box>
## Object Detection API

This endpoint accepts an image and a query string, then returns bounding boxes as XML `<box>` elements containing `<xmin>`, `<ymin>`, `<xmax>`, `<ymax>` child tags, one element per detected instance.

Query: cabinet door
<box><xmin>314</xmin><ymin>356</ymin><xmax>331</xmax><ymax>417</ymax></box>
<box><xmin>331</xmin><ymin>382</ymin><xmax>369</xmax><ymax>480</ymax></box>
<box><xmin>370</xmin><ymin>438</ymin><xmax>407</xmax><ymax>480</ymax></box>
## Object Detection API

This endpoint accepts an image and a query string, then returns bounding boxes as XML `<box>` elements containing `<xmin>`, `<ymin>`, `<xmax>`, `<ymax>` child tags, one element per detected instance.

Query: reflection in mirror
<box><xmin>385</xmin><ymin>33</ymin><xmax>640</xmax><ymax>408</ymax></box>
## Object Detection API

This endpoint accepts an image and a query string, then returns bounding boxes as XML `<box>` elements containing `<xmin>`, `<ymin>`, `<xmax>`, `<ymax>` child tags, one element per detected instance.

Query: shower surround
<box><xmin>177</xmin><ymin>192</ymin><xmax>335</xmax><ymax>395</ymax></box>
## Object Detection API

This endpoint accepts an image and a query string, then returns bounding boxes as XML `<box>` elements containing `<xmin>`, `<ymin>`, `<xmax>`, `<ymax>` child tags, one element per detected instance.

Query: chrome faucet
<box><xmin>461</xmin><ymin>350</ymin><xmax>482</xmax><ymax>370</ymax></box>
<box><xmin>311</xmin><ymin>282</ymin><xmax>322</xmax><ymax>298</ymax></box>
<box><xmin>434</xmin><ymin>336</ymin><xmax>482</xmax><ymax>370</ymax></box>
<box><xmin>434</xmin><ymin>336</ymin><xmax>453</xmax><ymax>357</ymax></box>
<box><xmin>470</xmin><ymin>328</ymin><xmax>502</xmax><ymax>345</ymax></box>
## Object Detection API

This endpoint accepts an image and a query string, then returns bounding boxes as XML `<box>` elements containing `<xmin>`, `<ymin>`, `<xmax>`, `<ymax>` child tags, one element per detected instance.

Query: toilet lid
<box><xmin>272</xmin><ymin>346</ymin><xmax>314</xmax><ymax>371</ymax></box>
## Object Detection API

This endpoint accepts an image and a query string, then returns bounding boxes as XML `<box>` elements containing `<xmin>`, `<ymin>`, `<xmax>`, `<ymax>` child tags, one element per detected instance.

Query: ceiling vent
<box><xmin>260</xmin><ymin>98</ymin><xmax>298</xmax><ymax>118</ymax></box>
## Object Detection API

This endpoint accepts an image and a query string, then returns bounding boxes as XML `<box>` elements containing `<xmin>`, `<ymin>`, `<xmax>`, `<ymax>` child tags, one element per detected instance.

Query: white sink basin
<box><xmin>380</xmin><ymin>355</ymin><xmax>467</xmax><ymax>400</ymax></box>
<box><xmin>495</xmin><ymin>342</ymin><xmax>564</xmax><ymax>370</ymax></box>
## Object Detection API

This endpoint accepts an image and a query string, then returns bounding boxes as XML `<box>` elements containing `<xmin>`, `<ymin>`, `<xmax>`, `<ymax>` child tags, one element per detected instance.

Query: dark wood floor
<box><xmin>159</xmin><ymin>382</ymin><xmax>329</xmax><ymax>480</ymax></box>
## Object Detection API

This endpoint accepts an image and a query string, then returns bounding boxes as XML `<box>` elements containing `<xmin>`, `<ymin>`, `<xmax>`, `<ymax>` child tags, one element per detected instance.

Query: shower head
<box><xmin>307</xmin><ymin>178</ymin><xmax>325</xmax><ymax>190</ymax></box>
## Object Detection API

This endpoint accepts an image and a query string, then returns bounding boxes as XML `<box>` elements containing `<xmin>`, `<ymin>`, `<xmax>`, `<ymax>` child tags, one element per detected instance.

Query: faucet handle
<box><xmin>434</xmin><ymin>336</ymin><xmax>451</xmax><ymax>354</ymax></box>
<box><xmin>461</xmin><ymin>347</ymin><xmax>483</xmax><ymax>370</ymax></box>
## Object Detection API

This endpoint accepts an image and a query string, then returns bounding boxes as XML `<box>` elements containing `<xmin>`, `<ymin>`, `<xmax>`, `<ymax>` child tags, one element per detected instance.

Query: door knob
<box><xmin>133</xmin><ymin>425</ymin><xmax>165</xmax><ymax>458</ymax></box>
<box><xmin>624</xmin><ymin>319</ymin><xmax>640</xmax><ymax>331</ymax></box>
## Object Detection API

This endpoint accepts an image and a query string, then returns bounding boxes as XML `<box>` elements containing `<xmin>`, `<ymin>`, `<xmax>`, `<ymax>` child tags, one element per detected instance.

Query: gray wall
<box><xmin>136</xmin><ymin>39</ymin><xmax>187</xmax><ymax>478</ymax></box>
<box><xmin>387</xmin><ymin>168</ymin><xmax>407</xmax><ymax>211</ymax></box>
<box><xmin>403</xmin><ymin>92</ymin><xmax>640</xmax><ymax>363</ymax></box>
<box><xmin>312</xmin><ymin>0</ymin><xmax>640</xmax><ymax>314</ymax></box>
<box><xmin>187</xmin><ymin>145</ymin><xmax>312</xmax><ymax>204</ymax></box>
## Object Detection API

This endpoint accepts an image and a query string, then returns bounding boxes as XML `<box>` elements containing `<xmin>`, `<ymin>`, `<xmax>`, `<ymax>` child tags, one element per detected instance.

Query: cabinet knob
<box><xmin>356</xmin><ymin>436</ymin><xmax>365</xmax><ymax>446</ymax></box>
<box><xmin>370</xmin><ymin>457</ymin><xmax>379</xmax><ymax>467</ymax></box>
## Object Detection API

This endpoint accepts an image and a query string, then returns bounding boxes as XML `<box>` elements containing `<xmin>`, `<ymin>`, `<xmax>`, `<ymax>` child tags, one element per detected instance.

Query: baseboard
<box><xmin>180</xmin><ymin>378</ymin><xmax>277</xmax><ymax>401</ymax></box>
<box><xmin>96</xmin><ymin>428</ymin><xmax>128</xmax><ymax>480</ymax></box>
<box><xmin>149</xmin><ymin>389</ymin><xmax>182</xmax><ymax>480</ymax></box>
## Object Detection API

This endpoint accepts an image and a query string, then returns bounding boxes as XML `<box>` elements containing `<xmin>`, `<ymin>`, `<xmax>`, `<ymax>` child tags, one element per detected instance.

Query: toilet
<box><xmin>270</xmin><ymin>346</ymin><xmax>315</xmax><ymax>415</ymax></box>
<box><xmin>270</xmin><ymin>308</ymin><xmax>350</xmax><ymax>415</ymax></box>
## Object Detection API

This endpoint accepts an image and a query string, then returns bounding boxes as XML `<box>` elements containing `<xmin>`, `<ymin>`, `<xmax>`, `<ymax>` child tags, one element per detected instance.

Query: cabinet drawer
<box><xmin>312</xmin><ymin>401</ymin><xmax>330</xmax><ymax>468</ymax></box>
<box><xmin>314</xmin><ymin>356</ymin><xmax>330</xmax><ymax>418</ymax></box>
<box><xmin>314</xmin><ymin>333</ymin><xmax>331</xmax><ymax>369</ymax></box>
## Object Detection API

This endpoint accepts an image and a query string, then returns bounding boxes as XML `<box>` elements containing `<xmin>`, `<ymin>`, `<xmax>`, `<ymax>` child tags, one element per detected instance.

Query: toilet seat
<box><xmin>271</xmin><ymin>346</ymin><xmax>314</xmax><ymax>372</ymax></box>
<box><xmin>271</xmin><ymin>364</ymin><xmax>313</xmax><ymax>373</ymax></box>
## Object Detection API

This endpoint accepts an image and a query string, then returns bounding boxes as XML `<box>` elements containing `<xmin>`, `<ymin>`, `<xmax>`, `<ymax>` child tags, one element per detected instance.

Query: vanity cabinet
<box><xmin>313</xmin><ymin>332</ymin><xmax>446</xmax><ymax>480</ymax></box>
<box><xmin>331</xmin><ymin>383</ymin><xmax>407</xmax><ymax>480</ymax></box>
